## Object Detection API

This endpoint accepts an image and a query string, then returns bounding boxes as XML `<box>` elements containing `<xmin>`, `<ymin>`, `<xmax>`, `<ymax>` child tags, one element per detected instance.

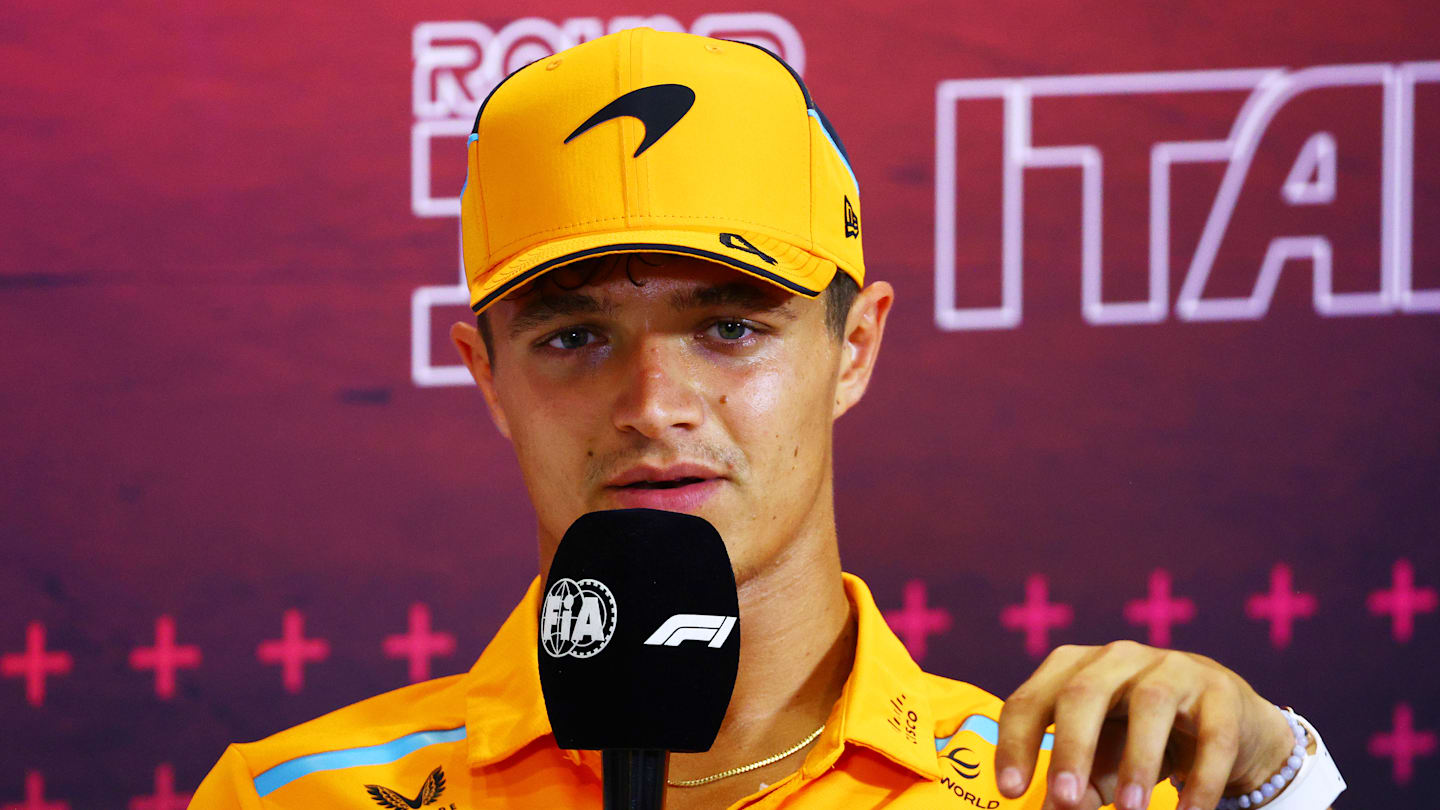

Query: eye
<box><xmin>708</xmin><ymin>320</ymin><xmax>753</xmax><ymax>341</ymax></box>
<box><xmin>545</xmin><ymin>327</ymin><xmax>594</xmax><ymax>350</ymax></box>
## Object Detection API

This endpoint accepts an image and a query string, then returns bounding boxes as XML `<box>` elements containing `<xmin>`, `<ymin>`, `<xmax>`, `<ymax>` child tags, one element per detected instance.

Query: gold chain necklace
<box><xmin>665</xmin><ymin>724</ymin><xmax>825</xmax><ymax>788</ymax></box>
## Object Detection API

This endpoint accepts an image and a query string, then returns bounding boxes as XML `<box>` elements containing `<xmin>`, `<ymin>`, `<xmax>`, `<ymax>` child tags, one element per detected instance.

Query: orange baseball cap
<box><xmin>460</xmin><ymin>27</ymin><xmax>864</xmax><ymax>316</ymax></box>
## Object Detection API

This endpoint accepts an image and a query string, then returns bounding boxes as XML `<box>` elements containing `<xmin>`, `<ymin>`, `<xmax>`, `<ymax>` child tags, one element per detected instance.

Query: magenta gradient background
<box><xmin>3</xmin><ymin>0</ymin><xmax>1439</xmax><ymax>806</ymax></box>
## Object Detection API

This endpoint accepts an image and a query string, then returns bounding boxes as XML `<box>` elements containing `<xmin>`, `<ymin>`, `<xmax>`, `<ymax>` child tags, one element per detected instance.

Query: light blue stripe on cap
<box><xmin>462</xmin><ymin>132</ymin><xmax>478</xmax><ymax>196</ymax></box>
<box><xmin>934</xmin><ymin>714</ymin><xmax>1054</xmax><ymax>752</ymax></box>
<box><xmin>253</xmin><ymin>726</ymin><xmax>466</xmax><ymax>797</ymax></box>
<box><xmin>807</xmin><ymin>109</ymin><xmax>859</xmax><ymax>191</ymax></box>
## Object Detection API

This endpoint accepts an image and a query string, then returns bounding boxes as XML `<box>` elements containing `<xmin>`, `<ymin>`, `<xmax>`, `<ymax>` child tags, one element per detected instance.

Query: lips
<box><xmin>618</xmin><ymin>477</ymin><xmax>707</xmax><ymax>490</ymax></box>
<box><xmin>603</xmin><ymin>463</ymin><xmax>726</xmax><ymax>511</ymax></box>
<box><xmin>605</xmin><ymin>463</ymin><xmax>723</xmax><ymax>489</ymax></box>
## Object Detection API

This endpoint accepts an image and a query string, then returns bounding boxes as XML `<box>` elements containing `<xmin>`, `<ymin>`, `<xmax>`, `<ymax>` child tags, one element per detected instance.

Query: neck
<box><xmin>667</xmin><ymin>501</ymin><xmax>857</xmax><ymax>785</ymax></box>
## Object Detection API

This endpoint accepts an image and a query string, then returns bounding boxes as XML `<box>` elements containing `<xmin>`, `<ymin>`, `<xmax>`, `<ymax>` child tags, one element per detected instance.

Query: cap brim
<box><xmin>470</xmin><ymin>228</ymin><xmax>840</xmax><ymax>315</ymax></box>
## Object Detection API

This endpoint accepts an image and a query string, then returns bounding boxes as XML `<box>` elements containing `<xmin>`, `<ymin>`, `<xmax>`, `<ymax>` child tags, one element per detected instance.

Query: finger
<box><xmin>1089</xmin><ymin>717</ymin><xmax>1130</xmax><ymax>806</ymax></box>
<box><xmin>1039</xmin><ymin>783</ymin><xmax>1104</xmax><ymax>810</ymax></box>
<box><xmin>1113</xmin><ymin>671</ymin><xmax>1182</xmax><ymax>810</ymax></box>
<box><xmin>1178</xmin><ymin>688</ymin><xmax>1242</xmax><ymax>810</ymax></box>
<box><xmin>996</xmin><ymin>645</ymin><xmax>1096</xmax><ymax>798</ymax></box>
<box><xmin>1046</xmin><ymin>641</ymin><xmax>1155</xmax><ymax>809</ymax></box>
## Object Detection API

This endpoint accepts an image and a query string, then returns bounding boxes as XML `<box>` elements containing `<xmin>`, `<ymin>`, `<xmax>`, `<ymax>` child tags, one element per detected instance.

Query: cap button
<box><xmin>705</xmin><ymin>43</ymin><xmax>723</xmax><ymax>54</ymax></box>
<box><xmin>545</xmin><ymin>58</ymin><xmax>563</xmax><ymax>70</ymax></box>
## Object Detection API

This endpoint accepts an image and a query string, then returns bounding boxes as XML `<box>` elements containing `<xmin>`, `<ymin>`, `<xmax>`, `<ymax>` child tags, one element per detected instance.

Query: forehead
<box><xmin>493</xmin><ymin>254</ymin><xmax>806</xmax><ymax>334</ymax></box>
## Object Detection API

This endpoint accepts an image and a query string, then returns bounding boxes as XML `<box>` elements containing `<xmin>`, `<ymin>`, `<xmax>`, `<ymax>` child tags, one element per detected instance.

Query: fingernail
<box><xmin>1119</xmin><ymin>783</ymin><xmax>1144</xmax><ymax>810</ymax></box>
<box><xmin>1054</xmin><ymin>771</ymin><xmax>1079</xmax><ymax>804</ymax></box>
<box><xmin>998</xmin><ymin>766</ymin><xmax>1022</xmax><ymax>795</ymax></box>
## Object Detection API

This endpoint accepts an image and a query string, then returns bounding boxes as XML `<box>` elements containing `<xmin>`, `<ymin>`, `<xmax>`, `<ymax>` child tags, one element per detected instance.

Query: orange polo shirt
<box><xmin>191</xmin><ymin>574</ymin><xmax>1178</xmax><ymax>809</ymax></box>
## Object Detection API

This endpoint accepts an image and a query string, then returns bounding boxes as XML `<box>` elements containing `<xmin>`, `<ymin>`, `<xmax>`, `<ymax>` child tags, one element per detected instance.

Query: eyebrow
<box><xmin>507</xmin><ymin>292</ymin><xmax>614</xmax><ymax>338</ymax></box>
<box><xmin>667</xmin><ymin>282</ymin><xmax>798</xmax><ymax>320</ymax></box>
<box><xmin>506</xmin><ymin>281</ymin><xmax>797</xmax><ymax>339</ymax></box>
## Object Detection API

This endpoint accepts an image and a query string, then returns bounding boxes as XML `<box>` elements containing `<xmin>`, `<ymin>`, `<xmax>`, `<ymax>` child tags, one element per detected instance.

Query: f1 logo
<box><xmin>934</xmin><ymin>62</ymin><xmax>1440</xmax><ymax>330</ymax></box>
<box><xmin>643</xmin><ymin>614</ymin><xmax>737</xmax><ymax>648</ymax></box>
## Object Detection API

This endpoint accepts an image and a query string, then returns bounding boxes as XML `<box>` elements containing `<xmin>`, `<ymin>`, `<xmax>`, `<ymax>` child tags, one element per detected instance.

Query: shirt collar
<box><xmin>805</xmin><ymin>573</ymin><xmax>941</xmax><ymax>781</ymax></box>
<box><xmin>463</xmin><ymin>572</ymin><xmax>941</xmax><ymax>782</ymax></box>
<box><xmin>463</xmin><ymin>576</ymin><xmax>557</xmax><ymax>768</ymax></box>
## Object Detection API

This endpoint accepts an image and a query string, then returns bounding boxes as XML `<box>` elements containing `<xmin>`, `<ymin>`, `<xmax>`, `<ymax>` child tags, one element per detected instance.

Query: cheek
<box><xmin>500</xmin><ymin>379</ymin><xmax>592</xmax><ymax>493</ymax></box>
<box><xmin>719</xmin><ymin>351</ymin><xmax>832</xmax><ymax>470</ymax></box>
<box><xmin>727</xmin><ymin>367</ymin><xmax>783</xmax><ymax>417</ymax></box>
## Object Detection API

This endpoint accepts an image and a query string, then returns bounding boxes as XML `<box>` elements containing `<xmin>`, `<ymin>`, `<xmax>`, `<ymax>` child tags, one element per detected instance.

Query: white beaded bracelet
<box><xmin>1226</xmin><ymin>707</ymin><xmax>1307</xmax><ymax>809</ymax></box>
<box><xmin>1171</xmin><ymin>705</ymin><xmax>1345</xmax><ymax>810</ymax></box>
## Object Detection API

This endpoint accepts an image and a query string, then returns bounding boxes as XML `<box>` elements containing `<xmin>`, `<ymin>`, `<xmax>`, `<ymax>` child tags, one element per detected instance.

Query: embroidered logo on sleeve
<box><xmin>365</xmin><ymin>766</ymin><xmax>447</xmax><ymax>810</ymax></box>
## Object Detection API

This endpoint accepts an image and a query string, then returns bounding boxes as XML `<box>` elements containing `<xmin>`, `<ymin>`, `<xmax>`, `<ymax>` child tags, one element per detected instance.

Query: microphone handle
<box><xmin>602</xmin><ymin>749</ymin><xmax>668</xmax><ymax>810</ymax></box>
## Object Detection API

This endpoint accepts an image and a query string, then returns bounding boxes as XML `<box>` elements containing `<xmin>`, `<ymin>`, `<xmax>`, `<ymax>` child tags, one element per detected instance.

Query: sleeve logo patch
<box><xmin>364</xmin><ymin>766</ymin><xmax>448</xmax><ymax>810</ymax></box>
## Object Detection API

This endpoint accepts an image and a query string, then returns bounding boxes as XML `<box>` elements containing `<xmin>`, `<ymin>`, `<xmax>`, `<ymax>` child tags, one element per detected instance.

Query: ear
<box><xmin>833</xmin><ymin>280</ymin><xmax>894</xmax><ymax>420</ymax></box>
<box><xmin>450</xmin><ymin>320</ymin><xmax>512</xmax><ymax>440</ymax></box>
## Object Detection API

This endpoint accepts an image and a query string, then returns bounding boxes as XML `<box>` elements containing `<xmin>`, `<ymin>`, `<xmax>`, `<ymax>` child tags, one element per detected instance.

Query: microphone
<box><xmin>538</xmin><ymin>508</ymin><xmax>741</xmax><ymax>810</ymax></box>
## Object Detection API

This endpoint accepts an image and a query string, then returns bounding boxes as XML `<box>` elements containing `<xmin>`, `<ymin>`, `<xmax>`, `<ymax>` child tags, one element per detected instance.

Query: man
<box><xmin>192</xmin><ymin>28</ymin><xmax>1343</xmax><ymax>810</ymax></box>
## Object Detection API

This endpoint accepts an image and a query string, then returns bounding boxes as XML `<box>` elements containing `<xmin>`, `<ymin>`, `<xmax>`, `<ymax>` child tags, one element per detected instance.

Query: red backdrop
<box><xmin>3</xmin><ymin>1</ymin><xmax>1438</xmax><ymax>806</ymax></box>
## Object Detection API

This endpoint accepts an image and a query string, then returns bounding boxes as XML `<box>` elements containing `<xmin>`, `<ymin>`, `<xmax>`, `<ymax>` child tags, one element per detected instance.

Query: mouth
<box><xmin>603</xmin><ymin>465</ymin><xmax>726</xmax><ymax>510</ymax></box>
<box><xmin>614</xmin><ymin>477</ymin><xmax>711</xmax><ymax>490</ymax></box>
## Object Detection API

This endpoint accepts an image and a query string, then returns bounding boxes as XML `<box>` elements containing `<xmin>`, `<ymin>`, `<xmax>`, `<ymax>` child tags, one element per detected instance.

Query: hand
<box><xmin>994</xmin><ymin>641</ymin><xmax>1297</xmax><ymax>810</ymax></box>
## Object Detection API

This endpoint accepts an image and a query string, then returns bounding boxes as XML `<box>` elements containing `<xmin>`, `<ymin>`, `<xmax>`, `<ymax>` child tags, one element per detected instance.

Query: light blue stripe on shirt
<box><xmin>253</xmin><ymin>726</ymin><xmax>466</xmax><ymax>797</ymax></box>
<box><xmin>935</xmin><ymin>714</ymin><xmax>1054</xmax><ymax>752</ymax></box>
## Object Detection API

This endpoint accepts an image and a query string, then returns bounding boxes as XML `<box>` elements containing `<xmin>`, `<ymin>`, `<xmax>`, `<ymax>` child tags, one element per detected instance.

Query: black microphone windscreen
<box><xmin>538</xmin><ymin>508</ymin><xmax>740</xmax><ymax>752</ymax></box>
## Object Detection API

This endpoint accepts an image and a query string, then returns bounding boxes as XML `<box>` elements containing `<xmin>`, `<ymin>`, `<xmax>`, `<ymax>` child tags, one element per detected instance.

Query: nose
<box><xmin>610</xmin><ymin>337</ymin><xmax>705</xmax><ymax>438</ymax></box>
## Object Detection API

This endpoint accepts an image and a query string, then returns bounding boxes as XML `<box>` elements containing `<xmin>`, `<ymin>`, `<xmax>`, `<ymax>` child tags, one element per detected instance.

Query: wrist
<box><xmin>1228</xmin><ymin>704</ymin><xmax>1300</xmax><ymax>795</ymax></box>
<box><xmin>1172</xmin><ymin>706</ymin><xmax>1345</xmax><ymax>810</ymax></box>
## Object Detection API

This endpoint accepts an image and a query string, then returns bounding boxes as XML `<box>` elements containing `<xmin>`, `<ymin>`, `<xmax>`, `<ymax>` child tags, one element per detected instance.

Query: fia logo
<box><xmin>540</xmin><ymin>578</ymin><xmax>617</xmax><ymax>658</ymax></box>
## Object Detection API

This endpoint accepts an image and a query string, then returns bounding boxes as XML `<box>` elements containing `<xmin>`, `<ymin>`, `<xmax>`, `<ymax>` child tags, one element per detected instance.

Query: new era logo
<box><xmin>844</xmin><ymin>196</ymin><xmax>859</xmax><ymax>238</ymax></box>
<box><xmin>643</xmin><ymin>614</ymin><xmax>737</xmax><ymax>648</ymax></box>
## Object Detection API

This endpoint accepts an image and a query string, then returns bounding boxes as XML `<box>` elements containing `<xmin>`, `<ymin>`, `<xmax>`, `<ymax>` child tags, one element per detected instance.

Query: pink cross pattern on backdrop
<box><xmin>1</xmin><ymin>622</ymin><xmax>73</xmax><ymax>707</ymax></box>
<box><xmin>128</xmin><ymin>615</ymin><xmax>201</xmax><ymax>700</ymax></box>
<box><xmin>1123</xmin><ymin>569</ymin><xmax>1196</xmax><ymax>648</ymax></box>
<box><xmin>1001</xmin><ymin>574</ymin><xmax>1074</xmax><ymax>657</ymax></box>
<box><xmin>1368</xmin><ymin>702</ymin><xmax>1437</xmax><ymax>785</ymax></box>
<box><xmin>383</xmin><ymin>603</ymin><xmax>457</xmax><ymax>683</ymax></box>
<box><xmin>128</xmin><ymin>764</ymin><xmax>191</xmax><ymax>810</ymax></box>
<box><xmin>1367</xmin><ymin>559</ymin><xmax>1437</xmax><ymax>643</ymax></box>
<box><xmin>882</xmin><ymin>579</ymin><xmax>952</xmax><ymax>663</ymax></box>
<box><xmin>1245</xmin><ymin>563</ymin><xmax>1317</xmax><ymax>648</ymax></box>
<box><xmin>1</xmin><ymin>771</ymin><xmax>67</xmax><ymax>810</ymax></box>
<box><xmin>256</xmin><ymin>609</ymin><xmax>330</xmax><ymax>694</ymax></box>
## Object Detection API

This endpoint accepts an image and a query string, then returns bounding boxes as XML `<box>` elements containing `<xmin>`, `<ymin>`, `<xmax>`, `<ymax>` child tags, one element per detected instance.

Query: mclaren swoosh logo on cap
<box><xmin>565</xmin><ymin>84</ymin><xmax>697</xmax><ymax>157</ymax></box>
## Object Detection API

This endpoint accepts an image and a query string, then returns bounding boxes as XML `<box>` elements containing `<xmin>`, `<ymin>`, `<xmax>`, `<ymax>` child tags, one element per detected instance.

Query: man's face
<box><xmin>457</xmin><ymin>254</ymin><xmax>865</xmax><ymax>584</ymax></box>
